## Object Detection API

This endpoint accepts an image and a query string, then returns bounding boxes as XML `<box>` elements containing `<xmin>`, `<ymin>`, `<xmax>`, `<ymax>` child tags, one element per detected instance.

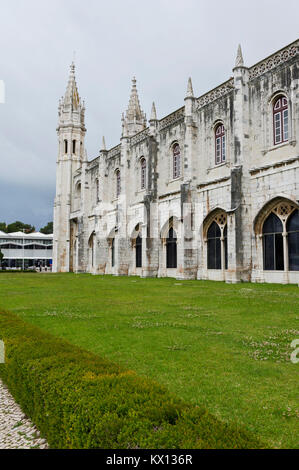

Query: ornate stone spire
<box><xmin>150</xmin><ymin>102</ymin><xmax>157</xmax><ymax>121</ymax></box>
<box><xmin>186</xmin><ymin>77</ymin><xmax>194</xmax><ymax>98</ymax></box>
<box><xmin>63</xmin><ymin>61</ymin><xmax>81</xmax><ymax>110</ymax></box>
<box><xmin>235</xmin><ymin>44</ymin><xmax>244</xmax><ymax>67</ymax></box>
<box><xmin>122</xmin><ymin>77</ymin><xmax>146</xmax><ymax>137</ymax></box>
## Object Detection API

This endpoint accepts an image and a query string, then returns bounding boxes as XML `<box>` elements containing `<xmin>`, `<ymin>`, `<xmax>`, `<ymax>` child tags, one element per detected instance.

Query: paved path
<box><xmin>0</xmin><ymin>378</ymin><xmax>48</xmax><ymax>449</ymax></box>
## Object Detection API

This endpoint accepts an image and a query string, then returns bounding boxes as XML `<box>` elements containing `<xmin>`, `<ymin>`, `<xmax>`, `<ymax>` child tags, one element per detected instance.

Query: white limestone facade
<box><xmin>53</xmin><ymin>40</ymin><xmax>299</xmax><ymax>284</ymax></box>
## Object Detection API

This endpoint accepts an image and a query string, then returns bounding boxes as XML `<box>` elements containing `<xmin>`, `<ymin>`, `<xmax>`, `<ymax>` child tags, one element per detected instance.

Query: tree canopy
<box><xmin>40</xmin><ymin>222</ymin><xmax>53</xmax><ymax>234</ymax></box>
<box><xmin>0</xmin><ymin>221</ymin><xmax>35</xmax><ymax>233</ymax></box>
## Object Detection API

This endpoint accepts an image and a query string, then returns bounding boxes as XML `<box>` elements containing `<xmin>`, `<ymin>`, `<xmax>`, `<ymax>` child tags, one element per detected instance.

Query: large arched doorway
<box><xmin>136</xmin><ymin>234</ymin><xmax>142</xmax><ymax>268</ymax></box>
<box><xmin>287</xmin><ymin>210</ymin><xmax>299</xmax><ymax>271</ymax></box>
<box><xmin>262</xmin><ymin>212</ymin><xmax>284</xmax><ymax>270</ymax></box>
<box><xmin>166</xmin><ymin>227</ymin><xmax>177</xmax><ymax>269</ymax></box>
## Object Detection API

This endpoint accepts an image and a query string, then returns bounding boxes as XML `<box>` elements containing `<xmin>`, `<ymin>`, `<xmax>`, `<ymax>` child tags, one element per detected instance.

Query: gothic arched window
<box><xmin>140</xmin><ymin>158</ymin><xmax>146</xmax><ymax>190</ymax></box>
<box><xmin>136</xmin><ymin>234</ymin><xmax>142</xmax><ymax>268</ymax></box>
<box><xmin>207</xmin><ymin>221</ymin><xmax>221</xmax><ymax>269</ymax></box>
<box><xmin>64</xmin><ymin>139</ymin><xmax>68</xmax><ymax>154</ymax></box>
<box><xmin>287</xmin><ymin>210</ymin><xmax>299</xmax><ymax>271</ymax></box>
<box><xmin>215</xmin><ymin>124</ymin><xmax>225</xmax><ymax>165</ymax></box>
<box><xmin>273</xmin><ymin>96</ymin><xmax>288</xmax><ymax>145</ymax></box>
<box><xmin>263</xmin><ymin>212</ymin><xmax>284</xmax><ymax>270</ymax></box>
<box><xmin>96</xmin><ymin>178</ymin><xmax>99</xmax><ymax>203</ymax></box>
<box><xmin>173</xmin><ymin>144</ymin><xmax>181</xmax><ymax>179</ymax></box>
<box><xmin>116</xmin><ymin>169</ymin><xmax>121</xmax><ymax>198</ymax></box>
<box><xmin>166</xmin><ymin>227</ymin><xmax>177</xmax><ymax>268</ymax></box>
<box><xmin>72</xmin><ymin>140</ymin><xmax>76</xmax><ymax>154</ymax></box>
<box><xmin>207</xmin><ymin>218</ymin><xmax>228</xmax><ymax>269</ymax></box>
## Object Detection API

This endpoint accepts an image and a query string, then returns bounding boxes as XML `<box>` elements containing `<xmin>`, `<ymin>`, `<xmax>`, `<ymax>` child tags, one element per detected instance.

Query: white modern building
<box><xmin>0</xmin><ymin>231</ymin><xmax>53</xmax><ymax>269</ymax></box>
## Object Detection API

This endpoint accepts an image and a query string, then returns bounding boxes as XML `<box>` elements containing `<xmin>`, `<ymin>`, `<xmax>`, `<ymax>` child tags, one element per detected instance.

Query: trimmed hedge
<box><xmin>0</xmin><ymin>310</ymin><xmax>265</xmax><ymax>449</ymax></box>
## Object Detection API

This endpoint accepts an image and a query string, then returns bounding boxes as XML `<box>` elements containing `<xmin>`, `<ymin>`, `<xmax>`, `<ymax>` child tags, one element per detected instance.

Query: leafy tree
<box><xmin>0</xmin><ymin>222</ymin><xmax>7</xmax><ymax>232</ymax></box>
<box><xmin>6</xmin><ymin>221</ymin><xmax>35</xmax><ymax>234</ymax></box>
<box><xmin>0</xmin><ymin>249</ymin><xmax>3</xmax><ymax>266</ymax></box>
<box><xmin>40</xmin><ymin>221</ymin><xmax>53</xmax><ymax>234</ymax></box>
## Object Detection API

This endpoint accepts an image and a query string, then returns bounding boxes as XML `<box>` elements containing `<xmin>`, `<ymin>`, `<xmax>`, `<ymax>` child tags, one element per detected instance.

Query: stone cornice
<box><xmin>249</xmin><ymin>155</ymin><xmax>299</xmax><ymax>175</ymax></box>
<box><xmin>197</xmin><ymin>175</ymin><xmax>231</xmax><ymax>190</ymax></box>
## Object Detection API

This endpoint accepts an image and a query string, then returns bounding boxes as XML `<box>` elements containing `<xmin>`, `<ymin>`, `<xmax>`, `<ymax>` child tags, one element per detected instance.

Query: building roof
<box><xmin>0</xmin><ymin>231</ymin><xmax>53</xmax><ymax>239</ymax></box>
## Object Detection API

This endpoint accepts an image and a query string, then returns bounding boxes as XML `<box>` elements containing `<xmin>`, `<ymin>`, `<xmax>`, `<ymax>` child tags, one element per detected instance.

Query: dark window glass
<box><xmin>64</xmin><ymin>140</ymin><xmax>68</xmax><ymax>154</ymax></box>
<box><xmin>263</xmin><ymin>213</ymin><xmax>284</xmax><ymax>270</ymax></box>
<box><xmin>116</xmin><ymin>170</ymin><xmax>121</xmax><ymax>197</ymax></box>
<box><xmin>287</xmin><ymin>210</ymin><xmax>299</xmax><ymax>271</ymax></box>
<box><xmin>207</xmin><ymin>221</ymin><xmax>221</xmax><ymax>269</ymax></box>
<box><xmin>111</xmin><ymin>238</ymin><xmax>115</xmax><ymax>267</ymax></box>
<box><xmin>136</xmin><ymin>235</ymin><xmax>142</xmax><ymax>268</ymax></box>
<box><xmin>141</xmin><ymin>158</ymin><xmax>146</xmax><ymax>190</ymax></box>
<box><xmin>72</xmin><ymin>140</ymin><xmax>76</xmax><ymax>154</ymax></box>
<box><xmin>166</xmin><ymin>227</ymin><xmax>177</xmax><ymax>268</ymax></box>
<box><xmin>224</xmin><ymin>225</ymin><xmax>228</xmax><ymax>269</ymax></box>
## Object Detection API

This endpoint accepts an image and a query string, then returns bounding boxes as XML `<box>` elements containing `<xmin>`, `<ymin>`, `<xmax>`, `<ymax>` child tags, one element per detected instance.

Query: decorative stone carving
<box><xmin>249</xmin><ymin>43</ymin><xmax>298</xmax><ymax>80</ymax></box>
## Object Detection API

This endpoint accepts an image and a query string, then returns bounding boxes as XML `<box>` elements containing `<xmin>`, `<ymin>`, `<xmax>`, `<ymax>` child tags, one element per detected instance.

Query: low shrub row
<box><xmin>0</xmin><ymin>310</ymin><xmax>264</xmax><ymax>449</ymax></box>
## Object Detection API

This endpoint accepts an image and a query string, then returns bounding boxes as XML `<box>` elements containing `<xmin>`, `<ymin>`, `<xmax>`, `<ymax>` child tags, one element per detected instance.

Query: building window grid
<box><xmin>215</xmin><ymin>124</ymin><xmax>226</xmax><ymax>165</ymax></box>
<box><xmin>273</xmin><ymin>96</ymin><xmax>288</xmax><ymax>145</ymax></box>
<box><xmin>116</xmin><ymin>170</ymin><xmax>121</xmax><ymax>198</ymax></box>
<box><xmin>173</xmin><ymin>144</ymin><xmax>181</xmax><ymax>179</ymax></box>
<box><xmin>140</xmin><ymin>158</ymin><xmax>146</xmax><ymax>190</ymax></box>
<box><xmin>262</xmin><ymin>209</ymin><xmax>299</xmax><ymax>271</ymax></box>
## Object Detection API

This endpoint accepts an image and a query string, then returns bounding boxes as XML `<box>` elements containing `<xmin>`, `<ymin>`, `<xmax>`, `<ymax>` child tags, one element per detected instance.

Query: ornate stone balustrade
<box><xmin>196</xmin><ymin>79</ymin><xmax>234</xmax><ymax>110</ymax></box>
<box><xmin>159</xmin><ymin>107</ymin><xmax>185</xmax><ymax>131</ymax></box>
<box><xmin>249</xmin><ymin>41</ymin><xmax>298</xmax><ymax>80</ymax></box>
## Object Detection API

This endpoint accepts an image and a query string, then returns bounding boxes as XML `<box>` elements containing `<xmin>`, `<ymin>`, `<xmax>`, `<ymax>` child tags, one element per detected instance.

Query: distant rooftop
<box><xmin>0</xmin><ymin>231</ymin><xmax>53</xmax><ymax>238</ymax></box>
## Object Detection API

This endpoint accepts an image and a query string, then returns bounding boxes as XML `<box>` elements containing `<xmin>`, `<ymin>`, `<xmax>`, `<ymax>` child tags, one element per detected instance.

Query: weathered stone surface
<box><xmin>53</xmin><ymin>40</ymin><xmax>299</xmax><ymax>284</ymax></box>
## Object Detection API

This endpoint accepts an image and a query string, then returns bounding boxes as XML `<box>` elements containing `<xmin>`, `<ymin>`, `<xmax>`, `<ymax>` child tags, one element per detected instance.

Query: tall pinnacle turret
<box><xmin>122</xmin><ymin>77</ymin><xmax>146</xmax><ymax>137</ymax></box>
<box><xmin>235</xmin><ymin>44</ymin><xmax>244</xmax><ymax>68</ymax></box>
<box><xmin>58</xmin><ymin>61</ymin><xmax>85</xmax><ymax>129</ymax></box>
<box><xmin>63</xmin><ymin>62</ymin><xmax>81</xmax><ymax>109</ymax></box>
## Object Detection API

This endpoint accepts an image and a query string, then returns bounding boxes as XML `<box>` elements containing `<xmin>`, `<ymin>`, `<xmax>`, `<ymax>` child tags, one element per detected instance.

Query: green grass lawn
<box><xmin>0</xmin><ymin>273</ymin><xmax>298</xmax><ymax>448</ymax></box>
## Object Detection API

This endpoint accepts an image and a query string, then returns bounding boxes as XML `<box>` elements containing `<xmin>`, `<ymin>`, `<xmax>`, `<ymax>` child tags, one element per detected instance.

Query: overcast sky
<box><xmin>0</xmin><ymin>0</ymin><xmax>298</xmax><ymax>230</ymax></box>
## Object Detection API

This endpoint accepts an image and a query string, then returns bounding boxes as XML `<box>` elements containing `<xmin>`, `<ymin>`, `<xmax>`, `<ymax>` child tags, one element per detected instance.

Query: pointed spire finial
<box><xmin>150</xmin><ymin>102</ymin><xmax>157</xmax><ymax>121</ymax></box>
<box><xmin>235</xmin><ymin>44</ymin><xmax>244</xmax><ymax>67</ymax></box>
<box><xmin>186</xmin><ymin>77</ymin><xmax>194</xmax><ymax>98</ymax></box>
<box><xmin>101</xmin><ymin>136</ymin><xmax>106</xmax><ymax>151</ymax></box>
<box><xmin>122</xmin><ymin>76</ymin><xmax>146</xmax><ymax>136</ymax></box>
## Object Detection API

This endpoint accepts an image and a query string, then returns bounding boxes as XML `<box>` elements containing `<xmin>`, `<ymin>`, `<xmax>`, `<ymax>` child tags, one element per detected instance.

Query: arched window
<box><xmin>287</xmin><ymin>210</ymin><xmax>299</xmax><ymax>271</ymax></box>
<box><xmin>207</xmin><ymin>218</ymin><xmax>228</xmax><ymax>270</ymax></box>
<box><xmin>96</xmin><ymin>178</ymin><xmax>99</xmax><ymax>203</ymax></box>
<box><xmin>173</xmin><ymin>144</ymin><xmax>181</xmax><ymax>179</ymax></box>
<box><xmin>207</xmin><ymin>222</ymin><xmax>221</xmax><ymax>269</ymax></box>
<box><xmin>215</xmin><ymin>124</ymin><xmax>225</xmax><ymax>165</ymax></box>
<box><xmin>263</xmin><ymin>213</ymin><xmax>284</xmax><ymax>270</ymax></box>
<box><xmin>136</xmin><ymin>234</ymin><xmax>142</xmax><ymax>268</ymax></box>
<box><xmin>140</xmin><ymin>158</ymin><xmax>146</xmax><ymax>190</ymax></box>
<box><xmin>74</xmin><ymin>182</ymin><xmax>81</xmax><ymax>207</ymax></box>
<box><xmin>166</xmin><ymin>227</ymin><xmax>177</xmax><ymax>268</ymax></box>
<box><xmin>72</xmin><ymin>140</ymin><xmax>76</xmax><ymax>154</ymax></box>
<box><xmin>88</xmin><ymin>233</ymin><xmax>95</xmax><ymax>268</ymax></box>
<box><xmin>64</xmin><ymin>139</ymin><xmax>68</xmax><ymax>154</ymax></box>
<box><xmin>273</xmin><ymin>96</ymin><xmax>288</xmax><ymax>145</ymax></box>
<box><xmin>115</xmin><ymin>170</ymin><xmax>121</xmax><ymax>198</ymax></box>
